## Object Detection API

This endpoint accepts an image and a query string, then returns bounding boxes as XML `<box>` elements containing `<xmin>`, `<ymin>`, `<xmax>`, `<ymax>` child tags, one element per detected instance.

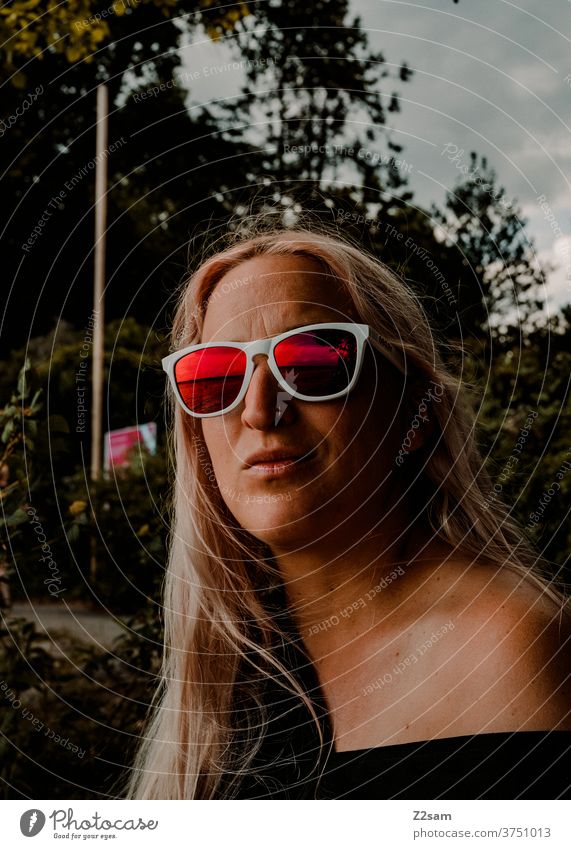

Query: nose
<box><xmin>240</xmin><ymin>354</ymin><xmax>295</xmax><ymax>429</ymax></box>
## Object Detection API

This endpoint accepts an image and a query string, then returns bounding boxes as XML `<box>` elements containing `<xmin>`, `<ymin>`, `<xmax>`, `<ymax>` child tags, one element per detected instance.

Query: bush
<box><xmin>0</xmin><ymin>609</ymin><xmax>163</xmax><ymax>799</ymax></box>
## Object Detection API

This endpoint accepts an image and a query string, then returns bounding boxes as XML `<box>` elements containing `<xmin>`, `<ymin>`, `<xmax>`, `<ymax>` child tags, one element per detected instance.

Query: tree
<box><xmin>0</xmin><ymin>0</ymin><xmax>247</xmax><ymax>86</ymax></box>
<box><xmin>478</xmin><ymin>308</ymin><xmax>571</xmax><ymax>574</ymax></box>
<box><xmin>431</xmin><ymin>152</ymin><xmax>546</xmax><ymax>345</ymax></box>
<box><xmin>0</xmin><ymin>2</ymin><xmax>254</xmax><ymax>353</ymax></box>
<box><xmin>217</xmin><ymin>0</ymin><xmax>414</xmax><ymax>212</ymax></box>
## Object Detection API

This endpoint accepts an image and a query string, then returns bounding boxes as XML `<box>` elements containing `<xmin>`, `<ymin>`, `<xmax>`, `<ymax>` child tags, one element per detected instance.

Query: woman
<box><xmin>129</xmin><ymin>224</ymin><xmax>571</xmax><ymax>799</ymax></box>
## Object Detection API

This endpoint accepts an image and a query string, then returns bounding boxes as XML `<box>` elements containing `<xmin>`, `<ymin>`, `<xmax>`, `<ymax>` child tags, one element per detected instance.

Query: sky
<box><xmin>176</xmin><ymin>0</ymin><xmax>571</xmax><ymax>313</ymax></box>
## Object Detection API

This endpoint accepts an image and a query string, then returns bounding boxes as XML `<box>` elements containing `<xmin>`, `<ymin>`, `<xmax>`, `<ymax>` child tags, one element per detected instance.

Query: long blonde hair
<box><xmin>128</xmin><ymin>222</ymin><xmax>569</xmax><ymax>799</ymax></box>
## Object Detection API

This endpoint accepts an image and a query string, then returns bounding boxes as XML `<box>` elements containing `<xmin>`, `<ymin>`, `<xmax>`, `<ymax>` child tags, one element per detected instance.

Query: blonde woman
<box><xmin>129</xmin><ymin>225</ymin><xmax>571</xmax><ymax>799</ymax></box>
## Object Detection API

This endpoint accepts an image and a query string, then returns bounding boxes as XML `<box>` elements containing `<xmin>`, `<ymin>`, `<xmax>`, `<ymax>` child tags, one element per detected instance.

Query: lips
<box><xmin>242</xmin><ymin>447</ymin><xmax>314</xmax><ymax>469</ymax></box>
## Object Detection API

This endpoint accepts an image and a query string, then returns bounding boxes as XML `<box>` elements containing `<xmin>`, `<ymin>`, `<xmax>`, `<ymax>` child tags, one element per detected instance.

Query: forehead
<box><xmin>201</xmin><ymin>254</ymin><xmax>358</xmax><ymax>341</ymax></box>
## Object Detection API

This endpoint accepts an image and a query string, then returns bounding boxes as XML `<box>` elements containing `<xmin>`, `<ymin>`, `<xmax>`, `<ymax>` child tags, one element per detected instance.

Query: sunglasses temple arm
<box><xmin>368</xmin><ymin>329</ymin><xmax>407</xmax><ymax>374</ymax></box>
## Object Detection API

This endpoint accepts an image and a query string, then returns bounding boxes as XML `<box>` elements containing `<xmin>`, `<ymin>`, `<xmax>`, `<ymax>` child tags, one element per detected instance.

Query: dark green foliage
<box><xmin>2</xmin><ymin>319</ymin><xmax>168</xmax><ymax>612</ymax></box>
<box><xmin>478</xmin><ymin>312</ymin><xmax>571</xmax><ymax>575</ymax></box>
<box><xmin>432</xmin><ymin>153</ymin><xmax>546</xmax><ymax>342</ymax></box>
<box><xmin>64</xmin><ymin>448</ymin><xmax>169</xmax><ymax>614</ymax></box>
<box><xmin>0</xmin><ymin>611</ymin><xmax>162</xmax><ymax>799</ymax></box>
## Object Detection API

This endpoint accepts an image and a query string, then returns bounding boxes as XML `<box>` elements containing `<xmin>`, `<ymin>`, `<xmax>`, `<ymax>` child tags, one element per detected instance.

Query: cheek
<box><xmin>333</xmin><ymin>398</ymin><xmax>401</xmax><ymax>480</ymax></box>
<box><xmin>200</xmin><ymin>423</ymin><xmax>235</xmax><ymax>482</ymax></box>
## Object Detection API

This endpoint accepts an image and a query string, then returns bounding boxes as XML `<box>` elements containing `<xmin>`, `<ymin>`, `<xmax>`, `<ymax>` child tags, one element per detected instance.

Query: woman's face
<box><xmin>199</xmin><ymin>254</ymin><xmax>408</xmax><ymax>553</ymax></box>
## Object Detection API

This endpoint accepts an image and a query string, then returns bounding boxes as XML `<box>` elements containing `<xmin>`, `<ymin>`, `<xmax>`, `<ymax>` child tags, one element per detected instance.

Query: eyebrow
<box><xmin>224</xmin><ymin>319</ymin><xmax>344</xmax><ymax>343</ymax></box>
<box><xmin>209</xmin><ymin>318</ymin><xmax>328</xmax><ymax>345</ymax></box>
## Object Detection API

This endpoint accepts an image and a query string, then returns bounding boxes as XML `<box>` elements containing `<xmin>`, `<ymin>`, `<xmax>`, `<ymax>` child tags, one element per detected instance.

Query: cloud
<box><xmin>537</xmin><ymin>236</ymin><xmax>571</xmax><ymax>311</ymax></box>
<box><xmin>180</xmin><ymin>0</ymin><xmax>571</xmax><ymax>311</ymax></box>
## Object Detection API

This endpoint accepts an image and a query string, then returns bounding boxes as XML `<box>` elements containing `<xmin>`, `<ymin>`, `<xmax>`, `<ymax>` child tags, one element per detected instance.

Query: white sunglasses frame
<box><xmin>162</xmin><ymin>322</ymin><xmax>404</xmax><ymax>418</ymax></box>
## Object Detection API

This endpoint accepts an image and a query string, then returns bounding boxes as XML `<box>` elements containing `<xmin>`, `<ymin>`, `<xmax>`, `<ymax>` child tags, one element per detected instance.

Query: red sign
<box><xmin>104</xmin><ymin>423</ymin><xmax>157</xmax><ymax>471</ymax></box>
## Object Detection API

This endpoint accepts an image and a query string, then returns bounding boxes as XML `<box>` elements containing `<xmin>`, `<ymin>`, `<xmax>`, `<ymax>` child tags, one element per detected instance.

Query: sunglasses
<box><xmin>162</xmin><ymin>322</ymin><xmax>402</xmax><ymax>418</ymax></box>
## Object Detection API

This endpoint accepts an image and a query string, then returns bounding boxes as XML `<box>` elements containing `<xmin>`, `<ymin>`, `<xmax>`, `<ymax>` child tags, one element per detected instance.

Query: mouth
<box><xmin>243</xmin><ymin>450</ymin><xmax>316</xmax><ymax>477</ymax></box>
<box><xmin>248</xmin><ymin>459</ymin><xmax>301</xmax><ymax>475</ymax></box>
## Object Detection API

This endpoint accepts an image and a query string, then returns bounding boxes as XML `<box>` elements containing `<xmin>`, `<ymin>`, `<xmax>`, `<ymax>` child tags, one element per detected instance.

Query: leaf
<box><xmin>65</xmin><ymin>46</ymin><xmax>83</xmax><ymax>63</ymax></box>
<box><xmin>11</xmin><ymin>71</ymin><xmax>28</xmax><ymax>89</ymax></box>
<box><xmin>91</xmin><ymin>25</ymin><xmax>107</xmax><ymax>43</ymax></box>
<box><xmin>48</xmin><ymin>415</ymin><xmax>69</xmax><ymax>433</ymax></box>
<box><xmin>68</xmin><ymin>500</ymin><xmax>87</xmax><ymax>517</ymax></box>
<box><xmin>66</xmin><ymin>524</ymin><xmax>79</xmax><ymax>543</ymax></box>
<box><xmin>1</xmin><ymin>420</ymin><xmax>15</xmax><ymax>443</ymax></box>
<box><xmin>4</xmin><ymin>508</ymin><xmax>29</xmax><ymax>528</ymax></box>
<box><xmin>17</xmin><ymin>362</ymin><xmax>29</xmax><ymax>398</ymax></box>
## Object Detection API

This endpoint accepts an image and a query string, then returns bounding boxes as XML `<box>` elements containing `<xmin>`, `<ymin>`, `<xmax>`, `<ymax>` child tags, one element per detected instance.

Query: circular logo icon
<box><xmin>20</xmin><ymin>810</ymin><xmax>46</xmax><ymax>837</ymax></box>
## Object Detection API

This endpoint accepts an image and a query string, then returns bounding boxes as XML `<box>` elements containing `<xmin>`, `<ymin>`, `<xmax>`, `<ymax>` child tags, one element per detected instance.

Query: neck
<box><xmin>271</xmin><ymin>514</ymin><xmax>437</xmax><ymax>657</ymax></box>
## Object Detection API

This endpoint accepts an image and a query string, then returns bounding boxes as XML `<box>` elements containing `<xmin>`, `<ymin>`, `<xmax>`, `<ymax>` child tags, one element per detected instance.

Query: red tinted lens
<box><xmin>274</xmin><ymin>329</ymin><xmax>358</xmax><ymax>397</ymax></box>
<box><xmin>174</xmin><ymin>346</ymin><xmax>247</xmax><ymax>414</ymax></box>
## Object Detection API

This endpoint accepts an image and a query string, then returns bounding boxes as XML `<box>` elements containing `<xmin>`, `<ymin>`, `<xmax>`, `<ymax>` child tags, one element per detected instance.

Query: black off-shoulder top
<box><xmin>231</xmin><ymin>594</ymin><xmax>571</xmax><ymax>800</ymax></box>
<box><xmin>318</xmin><ymin>730</ymin><xmax>571</xmax><ymax>799</ymax></box>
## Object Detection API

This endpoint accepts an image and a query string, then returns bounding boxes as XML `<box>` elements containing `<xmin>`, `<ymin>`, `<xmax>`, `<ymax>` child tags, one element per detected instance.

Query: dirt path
<box><xmin>5</xmin><ymin>601</ymin><xmax>125</xmax><ymax>650</ymax></box>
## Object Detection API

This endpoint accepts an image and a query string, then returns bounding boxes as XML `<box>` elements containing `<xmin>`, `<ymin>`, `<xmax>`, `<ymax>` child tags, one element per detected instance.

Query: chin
<box><xmin>242</xmin><ymin>507</ymin><xmax>326</xmax><ymax>550</ymax></box>
<box><xmin>240</xmin><ymin>507</ymin><xmax>296</xmax><ymax>539</ymax></box>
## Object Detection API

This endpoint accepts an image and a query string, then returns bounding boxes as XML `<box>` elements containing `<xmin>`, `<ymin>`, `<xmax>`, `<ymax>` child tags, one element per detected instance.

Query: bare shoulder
<box><xmin>432</xmin><ymin>560</ymin><xmax>571</xmax><ymax>733</ymax></box>
<box><xmin>445</xmin><ymin>561</ymin><xmax>571</xmax><ymax>641</ymax></box>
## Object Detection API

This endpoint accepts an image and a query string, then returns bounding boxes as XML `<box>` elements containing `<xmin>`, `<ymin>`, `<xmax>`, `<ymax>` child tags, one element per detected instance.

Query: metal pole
<box><xmin>90</xmin><ymin>84</ymin><xmax>108</xmax><ymax>585</ymax></box>
<box><xmin>91</xmin><ymin>84</ymin><xmax>108</xmax><ymax>482</ymax></box>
